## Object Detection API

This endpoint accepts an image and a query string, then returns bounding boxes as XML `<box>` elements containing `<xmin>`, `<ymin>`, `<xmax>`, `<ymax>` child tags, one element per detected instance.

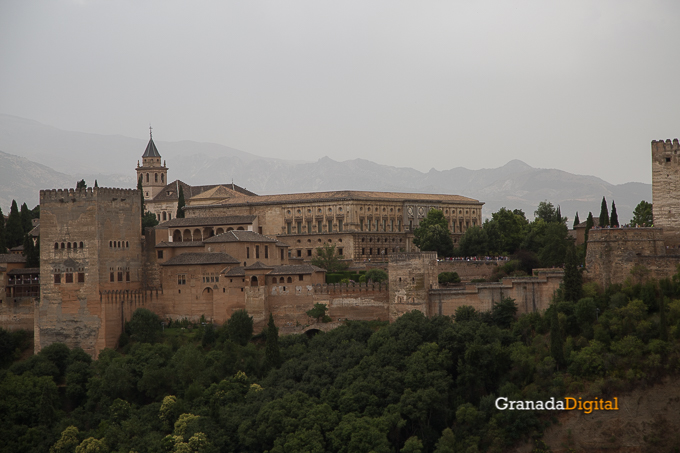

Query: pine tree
<box><xmin>265</xmin><ymin>313</ymin><xmax>282</xmax><ymax>369</ymax></box>
<box><xmin>550</xmin><ymin>306</ymin><xmax>565</xmax><ymax>368</ymax></box>
<box><xmin>5</xmin><ymin>200</ymin><xmax>24</xmax><ymax>249</ymax></box>
<box><xmin>599</xmin><ymin>196</ymin><xmax>609</xmax><ymax>227</ymax></box>
<box><xmin>176</xmin><ymin>185</ymin><xmax>186</xmax><ymax>219</ymax></box>
<box><xmin>573</xmin><ymin>212</ymin><xmax>580</xmax><ymax>229</ymax></box>
<box><xmin>563</xmin><ymin>246</ymin><xmax>583</xmax><ymax>302</ymax></box>
<box><xmin>610</xmin><ymin>201</ymin><xmax>619</xmax><ymax>227</ymax></box>
<box><xmin>76</xmin><ymin>179</ymin><xmax>87</xmax><ymax>189</ymax></box>
<box><xmin>20</xmin><ymin>203</ymin><xmax>32</xmax><ymax>235</ymax></box>
<box><xmin>0</xmin><ymin>206</ymin><xmax>6</xmax><ymax>254</ymax></box>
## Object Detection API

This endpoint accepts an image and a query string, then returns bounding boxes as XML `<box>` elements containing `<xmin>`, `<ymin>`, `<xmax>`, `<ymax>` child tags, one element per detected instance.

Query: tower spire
<box><xmin>149</xmin><ymin>124</ymin><xmax>153</xmax><ymax>139</ymax></box>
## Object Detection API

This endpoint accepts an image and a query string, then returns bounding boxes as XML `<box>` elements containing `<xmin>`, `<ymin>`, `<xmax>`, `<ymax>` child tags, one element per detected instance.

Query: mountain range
<box><xmin>0</xmin><ymin>114</ymin><xmax>650</xmax><ymax>223</ymax></box>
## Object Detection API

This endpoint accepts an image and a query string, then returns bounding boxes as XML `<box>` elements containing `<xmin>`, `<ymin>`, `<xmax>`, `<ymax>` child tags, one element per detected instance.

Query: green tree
<box><xmin>585</xmin><ymin>212</ymin><xmax>594</xmax><ymax>243</ymax></box>
<box><xmin>176</xmin><ymin>185</ymin><xmax>186</xmax><ymax>218</ymax></box>
<box><xmin>364</xmin><ymin>268</ymin><xmax>388</xmax><ymax>283</ymax></box>
<box><xmin>75</xmin><ymin>437</ymin><xmax>108</xmax><ymax>453</ymax></box>
<box><xmin>610</xmin><ymin>200</ymin><xmax>619</xmax><ymax>227</ymax></box>
<box><xmin>413</xmin><ymin>209</ymin><xmax>453</xmax><ymax>257</ymax></box>
<box><xmin>50</xmin><ymin>426</ymin><xmax>80</xmax><ymax>453</ymax></box>
<box><xmin>306</xmin><ymin>303</ymin><xmax>328</xmax><ymax>322</ymax></box>
<box><xmin>550</xmin><ymin>306</ymin><xmax>565</xmax><ymax>368</ymax></box>
<box><xmin>5</xmin><ymin>200</ymin><xmax>24</xmax><ymax>249</ymax></box>
<box><xmin>20</xmin><ymin>202</ymin><xmax>33</xmax><ymax>234</ymax></box>
<box><xmin>631</xmin><ymin>200</ymin><xmax>653</xmax><ymax>226</ymax></box>
<box><xmin>142</xmin><ymin>211</ymin><xmax>159</xmax><ymax>232</ymax></box>
<box><xmin>484</xmin><ymin>207</ymin><xmax>528</xmax><ymax>255</ymax></box>
<box><xmin>401</xmin><ymin>436</ymin><xmax>423</xmax><ymax>453</ymax></box>
<box><xmin>94</xmin><ymin>179</ymin><xmax>99</xmax><ymax>188</ymax></box>
<box><xmin>535</xmin><ymin>201</ymin><xmax>557</xmax><ymax>223</ymax></box>
<box><xmin>76</xmin><ymin>179</ymin><xmax>87</xmax><ymax>190</ymax></box>
<box><xmin>438</xmin><ymin>272</ymin><xmax>461</xmax><ymax>285</ymax></box>
<box><xmin>599</xmin><ymin>196</ymin><xmax>609</xmax><ymax>227</ymax></box>
<box><xmin>492</xmin><ymin>297</ymin><xmax>518</xmax><ymax>328</ymax></box>
<box><xmin>573</xmin><ymin>211</ymin><xmax>580</xmax><ymax>228</ymax></box>
<box><xmin>457</xmin><ymin>226</ymin><xmax>488</xmax><ymax>257</ymax></box>
<box><xmin>0</xmin><ymin>206</ymin><xmax>7</xmax><ymax>254</ymax></box>
<box><xmin>265</xmin><ymin>313</ymin><xmax>282</xmax><ymax>369</ymax></box>
<box><xmin>23</xmin><ymin>234</ymin><xmax>39</xmax><ymax>267</ymax></box>
<box><xmin>226</xmin><ymin>309</ymin><xmax>253</xmax><ymax>346</ymax></box>
<box><xmin>311</xmin><ymin>243</ymin><xmax>349</xmax><ymax>272</ymax></box>
<box><xmin>128</xmin><ymin>308</ymin><xmax>162</xmax><ymax>343</ymax></box>
<box><xmin>563</xmin><ymin>246</ymin><xmax>583</xmax><ymax>302</ymax></box>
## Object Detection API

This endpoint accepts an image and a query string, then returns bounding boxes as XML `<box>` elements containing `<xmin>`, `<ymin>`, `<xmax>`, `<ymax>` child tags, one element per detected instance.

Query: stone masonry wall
<box><xmin>436</xmin><ymin>260</ymin><xmax>500</xmax><ymax>281</ymax></box>
<box><xmin>652</xmin><ymin>139</ymin><xmax>680</xmax><ymax>246</ymax></box>
<box><xmin>388</xmin><ymin>252</ymin><xmax>438</xmax><ymax>320</ymax></box>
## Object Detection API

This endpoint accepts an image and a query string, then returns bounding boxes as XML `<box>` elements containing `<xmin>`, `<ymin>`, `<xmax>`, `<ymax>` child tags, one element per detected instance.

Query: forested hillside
<box><xmin>2</xmin><ymin>271</ymin><xmax>680</xmax><ymax>452</ymax></box>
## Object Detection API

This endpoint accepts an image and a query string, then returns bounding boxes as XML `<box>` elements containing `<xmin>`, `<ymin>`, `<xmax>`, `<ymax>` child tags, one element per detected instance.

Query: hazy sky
<box><xmin>2</xmin><ymin>0</ymin><xmax>679</xmax><ymax>185</ymax></box>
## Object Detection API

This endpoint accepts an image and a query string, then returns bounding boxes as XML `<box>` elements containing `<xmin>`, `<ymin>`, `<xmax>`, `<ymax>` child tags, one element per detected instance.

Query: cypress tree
<box><xmin>563</xmin><ymin>246</ymin><xmax>583</xmax><ymax>302</ymax></box>
<box><xmin>265</xmin><ymin>313</ymin><xmax>282</xmax><ymax>369</ymax></box>
<box><xmin>5</xmin><ymin>200</ymin><xmax>24</xmax><ymax>249</ymax></box>
<box><xmin>176</xmin><ymin>185</ymin><xmax>186</xmax><ymax>219</ymax></box>
<box><xmin>23</xmin><ymin>234</ymin><xmax>39</xmax><ymax>268</ymax></box>
<box><xmin>660</xmin><ymin>296</ymin><xmax>668</xmax><ymax>342</ymax></box>
<box><xmin>585</xmin><ymin>212</ymin><xmax>594</xmax><ymax>243</ymax></box>
<box><xmin>599</xmin><ymin>196</ymin><xmax>609</xmax><ymax>227</ymax></box>
<box><xmin>94</xmin><ymin>179</ymin><xmax>99</xmax><ymax>188</ymax></box>
<box><xmin>0</xmin><ymin>206</ymin><xmax>6</xmax><ymax>254</ymax></box>
<box><xmin>610</xmin><ymin>201</ymin><xmax>619</xmax><ymax>227</ymax></box>
<box><xmin>137</xmin><ymin>176</ymin><xmax>145</xmax><ymax>233</ymax></box>
<box><xmin>556</xmin><ymin>205</ymin><xmax>562</xmax><ymax>224</ymax></box>
<box><xmin>550</xmin><ymin>306</ymin><xmax>565</xmax><ymax>368</ymax></box>
<box><xmin>573</xmin><ymin>212</ymin><xmax>580</xmax><ymax>229</ymax></box>
<box><xmin>20</xmin><ymin>202</ymin><xmax>32</xmax><ymax>235</ymax></box>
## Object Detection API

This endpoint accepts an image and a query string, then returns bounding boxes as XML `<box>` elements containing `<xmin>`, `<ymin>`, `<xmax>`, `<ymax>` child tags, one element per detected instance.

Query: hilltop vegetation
<box><xmin>2</xmin><ymin>268</ymin><xmax>680</xmax><ymax>452</ymax></box>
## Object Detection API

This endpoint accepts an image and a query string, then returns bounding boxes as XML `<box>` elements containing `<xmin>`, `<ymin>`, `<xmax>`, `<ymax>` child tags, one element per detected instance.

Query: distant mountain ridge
<box><xmin>0</xmin><ymin>114</ymin><xmax>651</xmax><ymax>223</ymax></box>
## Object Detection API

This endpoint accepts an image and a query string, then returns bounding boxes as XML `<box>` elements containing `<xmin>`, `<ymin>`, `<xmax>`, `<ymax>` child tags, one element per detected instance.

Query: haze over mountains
<box><xmin>0</xmin><ymin>114</ymin><xmax>650</xmax><ymax>223</ymax></box>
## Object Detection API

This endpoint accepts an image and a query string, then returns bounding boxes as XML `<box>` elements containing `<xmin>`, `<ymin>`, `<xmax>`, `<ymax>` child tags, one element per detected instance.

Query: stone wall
<box><xmin>0</xmin><ymin>297</ymin><xmax>35</xmax><ymax>331</ymax></box>
<box><xmin>584</xmin><ymin>227</ymin><xmax>680</xmax><ymax>287</ymax></box>
<box><xmin>388</xmin><ymin>252</ymin><xmax>438</xmax><ymax>321</ymax></box>
<box><xmin>429</xmin><ymin>270</ymin><xmax>564</xmax><ymax>317</ymax></box>
<box><xmin>435</xmin><ymin>260</ymin><xmax>501</xmax><ymax>281</ymax></box>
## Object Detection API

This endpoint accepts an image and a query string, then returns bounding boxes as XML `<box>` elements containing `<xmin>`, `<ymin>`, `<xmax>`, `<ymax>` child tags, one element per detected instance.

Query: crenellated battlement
<box><xmin>40</xmin><ymin>187</ymin><xmax>139</xmax><ymax>203</ymax></box>
<box><xmin>651</xmin><ymin>138</ymin><xmax>680</xmax><ymax>155</ymax></box>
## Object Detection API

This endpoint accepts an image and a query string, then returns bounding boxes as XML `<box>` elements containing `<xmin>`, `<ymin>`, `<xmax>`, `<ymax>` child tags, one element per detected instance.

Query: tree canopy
<box><xmin>631</xmin><ymin>200</ymin><xmax>653</xmax><ymax>226</ymax></box>
<box><xmin>311</xmin><ymin>243</ymin><xmax>349</xmax><ymax>272</ymax></box>
<box><xmin>413</xmin><ymin>209</ymin><xmax>454</xmax><ymax>257</ymax></box>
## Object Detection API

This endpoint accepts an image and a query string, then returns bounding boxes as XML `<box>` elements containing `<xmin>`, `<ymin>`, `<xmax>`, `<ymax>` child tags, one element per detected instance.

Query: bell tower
<box><xmin>136</xmin><ymin>126</ymin><xmax>168</xmax><ymax>201</ymax></box>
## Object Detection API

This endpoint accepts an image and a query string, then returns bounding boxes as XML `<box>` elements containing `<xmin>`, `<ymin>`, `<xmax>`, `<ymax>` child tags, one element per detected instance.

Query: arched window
<box><xmin>126</xmin><ymin>241</ymin><xmax>129</xmax><ymax>248</ymax></box>
<box><xmin>72</xmin><ymin>242</ymin><xmax>77</xmax><ymax>249</ymax></box>
<box><xmin>79</xmin><ymin>242</ymin><xmax>84</xmax><ymax>248</ymax></box>
<box><xmin>251</xmin><ymin>276</ymin><xmax>258</xmax><ymax>286</ymax></box>
<box><xmin>287</xmin><ymin>276</ymin><xmax>292</xmax><ymax>283</ymax></box>
<box><xmin>146</xmin><ymin>173</ymin><xmax>149</xmax><ymax>182</ymax></box>
<box><xmin>118</xmin><ymin>241</ymin><xmax>121</xmax><ymax>248</ymax></box>
<box><xmin>155</xmin><ymin>173</ymin><xmax>158</xmax><ymax>182</ymax></box>
<box><xmin>54</xmin><ymin>243</ymin><xmax>58</xmax><ymax>250</ymax></box>
<box><xmin>161</xmin><ymin>174</ymin><xmax>164</xmax><ymax>183</ymax></box>
<box><xmin>279</xmin><ymin>277</ymin><xmax>285</xmax><ymax>283</ymax></box>
<box><xmin>61</xmin><ymin>243</ymin><xmax>65</xmax><ymax>249</ymax></box>
<box><xmin>162</xmin><ymin>212</ymin><xmax>167</xmax><ymax>221</ymax></box>
<box><xmin>272</xmin><ymin>278</ymin><xmax>277</xmax><ymax>284</ymax></box>
<box><xmin>109</xmin><ymin>241</ymin><xmax>112</xmax><ymax>247</ymax></box>
<box><xmin>67</xmin><ymin>242</ymin><xmax>71</xmax><ymax>249</ymax></box>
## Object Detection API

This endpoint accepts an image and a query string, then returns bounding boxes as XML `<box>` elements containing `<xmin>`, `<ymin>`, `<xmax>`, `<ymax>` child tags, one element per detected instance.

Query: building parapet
<box><xmin>40</xmin><ymin>187</ymin><xmax>139</xmax><ymax>203</ymax></box>
<box><xmin>390</xmin><ymin>252</ymin><xmax>437</xmax><ymax>262</ymax></box>
<box><xmin>313</xmin><ymin>282</ymin><xmax>388</xmax><ymax>294</ymax></box>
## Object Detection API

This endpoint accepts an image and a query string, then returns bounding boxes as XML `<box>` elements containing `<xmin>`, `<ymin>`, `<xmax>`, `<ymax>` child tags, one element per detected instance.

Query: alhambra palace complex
<box><xmin>1</xmin><ymin>136</ymin><xmax>680</xmax><ymax>358</ymax></box>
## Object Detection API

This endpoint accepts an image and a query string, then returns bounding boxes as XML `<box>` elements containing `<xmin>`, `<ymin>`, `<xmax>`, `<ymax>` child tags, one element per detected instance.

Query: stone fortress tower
<box><xmin>651</xmin><ymin>138</ymin><xmax>680</xmax><ymax>246</ymax></box>
<box><xmin>136</xmin><ymin>127</ymin><xmax>168</xmax><ymax>201</ymax></box>
<box><xmin>36</xmin><ymin>187</ymin><xmax>145</xmax><ymax>358</ymax></box>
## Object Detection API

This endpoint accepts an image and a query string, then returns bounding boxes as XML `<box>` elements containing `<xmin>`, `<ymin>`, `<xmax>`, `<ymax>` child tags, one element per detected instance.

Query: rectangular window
<box><xmin>126</xmin><ymin>271</ymin><xmax>130</xmax><ymax>282</ymax></box>
<box><xmin>369</xmin><ymin>248</ymin><xmax>373</xmax><ymax>255</ymax></box>
<box><xmin>110</xmin><ymin>272</ymin><xmax>114</xmax><ymax>282</ymax></box>
<box><xmin>297</xmin><ymin>249</ymin><xmax>302</xmax><ymax>257</ymax></box>
<box><xmin>307</xmin><ymin>249</ymin><xmax>312</xmax><ymax>257</ymax></box>
<box><xmin>287</xmin><ymin>223</ymin><xmax>292</xmax><ymax>234</ymax></box>
<box><xmin>307</xmin><ymin>221</ymin><xmax>312</xmax><ymax>234</ymax></box>
<box><xmin>451</xmin><ymin>222</ymin><xmax>455</xmax><ymax>233</ymax></box>
<box><xmin>390</xmin><ymin>220</ymin><xmax>394</xmax><ymax>232</ymax></box>
<box><xmin>256</xmin><ymin>245</ymin><xmax>260</xmax><ymax>259</ymax></box>
<box><xmin>317</xmin><ymin>220</ymin><xmax>323</xmax><ymax>233</ymax></box>
<box><xmin>247</xmin><ymin>247</ymin><xmax>250</xmax><ymax>259</ymax></box>
<box><xmin>398</xmin><ymin>220</ymin><xmax>402</xmax><ymax>232</ymax></box>
<box><xmin>338</xmin><ymin>219</ymin><xmax>343</xmax><ymax>232</ymax></box>
<box><xmin>367</xmin><ymin>220</ymin><xmax>371</xmax><ymax>232</ymax></box>
<box><xmin>383</xmin><ymin>219</ymin><xmax>387</xmax><ymax>231</ymax></box>
<box><xmin>281</xmin><ymin>249</ymin><xmax>284</xmax><ymax>260</ymax></box>
<box><xmin>178</xmin><ymin>274</ymin><xmax>186</xmax><ymax>285</ymax></box>
<box><xmin>297</xmin><ymin>221</ymin><xmax>302</xmax><ymax>234</ymax></box>
<box><xmin>328</xmin><ymin>219</ymin><xmax>333</xmax><ymax>233</ymax></box>
<box><xmin>338</xmin><ymin>248</ymin><xmax>343</xmax><ymax>256</ymax></box>
<box><xmin>361</xmin><ymin>247</ymin><xmax>365</xmax><ymax>255</ymax></box>
<box><xmin>360</xmin><ymin>219</ymin><xmax>364</xmax><ymax>231</ymax></box>
<box><xmin>409</xmin><ymin>220</ymin><xmax>413</xmax><ymax>231</ymax></box>
<box><xmin>157</xmin><ymin>250</ymin><xmax>164</xmax><ymax>259</ymax></box>
<box><xmin>117</xmin><ymin>272</ymin><xmax>123</xmax><ymax>282</ymax></box>
<box><xmin>299</xmin><ymin>274</ymin><xmax>304</xmax><ymax>281</ymax></box>
<box><xmin>169</xmin><ymin>213</ymin><xmax>171</xmax><ymax>220</ymax></box>
<box><xmin>376</xmin><ymin>220</ymin><xmax>379</xmax><ymax>231</ymax></box>
<box><xmin>54</xmin><ymin>274</ymin><xmax>61</xmax><ymax>284</ymax></box>
<box><xmin>77</xmin><ymin>273</ymin><xmax>84</xmax><ymax>283</ymax></box>
<box><xmin>265</xmin><ymin>246</ymin><xmax>269</xmax><ymax>259</ymax></box>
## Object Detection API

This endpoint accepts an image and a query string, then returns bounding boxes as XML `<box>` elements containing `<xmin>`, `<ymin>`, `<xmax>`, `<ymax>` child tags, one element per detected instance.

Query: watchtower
<box><xmin>37</xmin><ymin>187</ymin><xmax>144</xmax><ymax>357</ymax></box>
<box><xmin>136</xmin><ymin>127</ymin><xmax>168</xmax><ymax>201</ymax></box>
<box><xmin>651</xmin><ymin>139</ymin><xmax>680</xmax><ymax>245</ymax></box>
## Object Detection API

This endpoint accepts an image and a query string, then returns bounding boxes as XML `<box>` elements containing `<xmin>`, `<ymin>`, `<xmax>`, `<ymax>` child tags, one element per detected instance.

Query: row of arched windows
<box><xmin>109</xmin><ymin>240</ymin><xmax>130</xmax><ymax>248</ymax></box>
<box><xmin>54</xmin><ymin>242</ymin><xmax>84</xmax><ymax>250</ymax></box>
<box><xmin>145</xmin><ymin>173</ymin><xmax>165</xmax><ymax>183</ymax></box>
